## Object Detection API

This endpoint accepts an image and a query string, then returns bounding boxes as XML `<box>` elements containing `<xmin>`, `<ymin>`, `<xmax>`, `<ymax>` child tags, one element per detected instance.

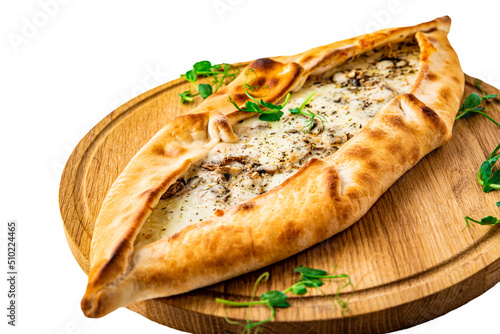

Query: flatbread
<box><xmin>81</xmin><ymin>16</ymin><xmax>464</xmax><ymax>318</ymax></box>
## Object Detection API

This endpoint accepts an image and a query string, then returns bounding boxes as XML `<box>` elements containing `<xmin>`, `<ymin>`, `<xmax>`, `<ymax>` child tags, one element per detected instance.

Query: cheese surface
<box><xmin>135</xmin><ymin>40</ymin><xmax>420</xmax><ymax>247</ymax></box>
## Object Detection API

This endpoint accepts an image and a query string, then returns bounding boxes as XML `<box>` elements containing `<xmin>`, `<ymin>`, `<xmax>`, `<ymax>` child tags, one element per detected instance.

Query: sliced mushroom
<box><xmin>396</xmin><ymin>60</ymin><xmax>408</xmax><ymax>67</ymax></box>
<box><xmin>347</xmin><ymin>70</ymin><xmax>357</xmax><ymax>79</ymax></box>
<box><xmin>256</xmin><ymin>167</ymin><xmax>279</xmax><ymax>175</ymax></box>
<box><xmin>250</xmin><ymin>171</ymin><xmax>261</xmax><ymax>179</ymax></box>
<box><xmin>329</xmin><ymin>135</ymin><xmax>347</xmax><ymax>148</ymax></box>
<box><xmin>382</xmin><ymin>84</ymin><xmax>396</xmax><ymax>94</ymax></box>
<box><xmin>161</xmin><ymin>179</ymin><xmax>186</xmax><ymax>199</ymax></box>
<box><xmin>215</xmin><ymin>165</ymin><xmax>242</xmax><ymax>175</ymax></box>
<box><xmin>186</xmin><ymin>176</ymin><xmax>201</xmax><ymax>188</ymax></box>
<box><xmin>200</xmin><ymin>184</ymin><xmax>229</xmax><ymax>200</ymax></box>
<box><xmin>251</xmin><ymin>120</ymin><xmax>271</xmax><ymax>129</ymax></box>
<box><xmin>201</xmin><ymin>163</ymin><xmax>218</xmax><ymax>171</ymax></box>
<box><xmin>363</xmin><ymin>79</ymin><xmax>376</xmax><ymax>87</ymax></box>
<box><xmin>220</xmin><ymin>155</ymin><xmax>249</xmax><ymax>165</ymax></box>
<box><xmin>347</xmin><ymin>70</ymin><xmax>365</xmax><ymax>80</ymax></box>
<box><xmin>376</xmin><ymin>60</ymin><xmax>394</xmax><ymax>69</ymax></box>
<box><xmin>308</xmin><ymin>118</ymin><xmax>324</xmax><ymax>135</ymax></box>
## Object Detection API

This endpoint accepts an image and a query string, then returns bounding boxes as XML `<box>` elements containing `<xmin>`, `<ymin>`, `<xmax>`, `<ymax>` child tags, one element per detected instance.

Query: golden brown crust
<box><xmin>81</xmin><ymin>16</ymin><xmax>464</xmax><ymax>317</ymax></box>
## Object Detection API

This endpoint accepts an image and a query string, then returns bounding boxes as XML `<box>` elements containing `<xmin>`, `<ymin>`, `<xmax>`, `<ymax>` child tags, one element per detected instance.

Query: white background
<box><xmin>1</xmin><ymin>1</ymin><xmax>500</xmax><ymax>333</ymax></box>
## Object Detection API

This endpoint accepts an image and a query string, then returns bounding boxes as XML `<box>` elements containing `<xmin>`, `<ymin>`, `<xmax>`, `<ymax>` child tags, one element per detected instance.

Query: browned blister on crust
<box><xmin>81</xmin><ymin>16</ymin><xmax>464</xmax><ymax>317</ymax></box>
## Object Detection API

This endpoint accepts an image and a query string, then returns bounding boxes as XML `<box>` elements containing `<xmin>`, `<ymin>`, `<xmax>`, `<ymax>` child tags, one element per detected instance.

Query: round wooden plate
<box><xmin>59</xmin><ymin>74</ymin><xmax>500</xmax><ymax>334</ymax></box>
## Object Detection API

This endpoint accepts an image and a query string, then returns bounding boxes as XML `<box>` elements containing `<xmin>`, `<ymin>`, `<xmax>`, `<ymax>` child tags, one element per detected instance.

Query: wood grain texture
<box><xmin>59</xmin><ymin>74</ymin><xmax>500</xmax><ymax>334</ymax></box>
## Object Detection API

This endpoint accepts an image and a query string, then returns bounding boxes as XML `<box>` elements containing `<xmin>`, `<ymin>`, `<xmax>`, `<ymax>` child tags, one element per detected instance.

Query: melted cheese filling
<box><xmin>135</xmin><ymin>41</ymin><xmax>420</xmax><ymax>248</ymax></box>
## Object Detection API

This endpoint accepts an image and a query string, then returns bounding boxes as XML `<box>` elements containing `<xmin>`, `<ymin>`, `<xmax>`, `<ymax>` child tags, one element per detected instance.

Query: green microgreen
<box><xmin>288</xmin><ymin>91</ymin><xmax>327</xmax><ymax>132</ymax></box>
<box><xmin>462</xmin><ymin>192</ymin><xmax>500</xmax><ymax>230</ymax></box>
<box><xmin>216</xmin><ymin>265</ymin><xmax>353</xmax><ymax>333</ymax></box>
<box><xmin>228</xmin><ymin>69</ymin><xmax>326</xmax><ymax>132</ymax></box>
<box><xmin>477</xmin><ymin>143</ymin><xmax>500</xmax><ymax>193</ymax></box>
<box><xmin>464</xmin><ymin>215</ymin><xmax>500</xmax><ymax>228</ymax></box>
<box><xmin>179</xmin><ymin>61</ymin><xmax>239</xmax><ymax>103</ymax></box>
<box><xmin>228</xmin><ymin>69</ymin><xmax>290</xmax><ymax>122</ymax></box>
<box><xmin>455</xmin><ymin>80</ymin><xmax>498</xmax><ymax>126</ymax></box>
<box><xmin>198</xmin><ymin>83</ymin><xmax>213</xmax><ymax>99</ymax></box>
<box><xmin>178</xmin><ymin>90</ymin><xmax>197</xmax><ymax>103</ymax></box>
<box><xmin>459</xmin><ymin>80</ymin><xmax>500</xmax><ymax>229</ymax></box>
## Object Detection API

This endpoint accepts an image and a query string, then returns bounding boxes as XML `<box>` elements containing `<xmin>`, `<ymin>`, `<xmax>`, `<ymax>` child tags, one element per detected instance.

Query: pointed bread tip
<box><xmin>436</xmin><ymin>16</ymin><xmax>452</xmax><ymax>32</ymax></box>
<box><xmin>81</xmin><ymin>287</ymin><xmax>119</xmax><ymax>318</ymax></box>
<box><xmin>81</xmin><ymin>291</ymin><xmax>101</xmax><ymax>318</ymax></box>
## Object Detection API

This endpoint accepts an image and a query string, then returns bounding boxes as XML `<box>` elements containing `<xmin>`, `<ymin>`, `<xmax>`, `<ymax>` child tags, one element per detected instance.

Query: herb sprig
<box><xmin>179</xmin><ymin>61</ymin><xmax>238</xmax><ymax>103</ymax></box>
<box><xmin>216</xmin><ymin>265</ymin><xmax>353</xmax><ymax>333</ymax></box>
<box><xmin>228</xmin><ymin>69</ymin><xmax>327</xmax><ymax>131</ymax></box>
<box><xmin>478</xmin><ymin>143</ymin><xmax>500</xmax><ymax>192</ymax></box>
<box><xmin>455</xmin><ymin>81</ymin><xmax>500</xmax><ymax>193</ymax></box>
<box><xmin>459</xmin><ymin>80</ymin><xmax>500</xmax><ymax>229</ymax></box>
<box><xmin>455</xmin><ymin>80</ymin><xmax>498</xmax><ymax>126</ymax></box>
<box><xmin>228</xmin><ymin>69</ymin><xmax>290</xmax><ymax>122</ymax></box>
<box><xmin>464</xmin><ymin>202</ymin><xmax>500</xmax><ymax>228</ymax></box>
<box><xmin>465</xmin><ymin>215</ymin><xmax>500</xmax><ymax>227</ymax></box>
<box><xmin>289</xmin><ymin>91</ymin><xmax>327</xmax><ymax>133</ymax></box>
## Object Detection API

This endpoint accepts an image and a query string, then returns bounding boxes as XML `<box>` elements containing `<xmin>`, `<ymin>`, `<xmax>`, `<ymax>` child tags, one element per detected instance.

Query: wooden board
<box><xmin>59</xmin><ymin>74</ymin><xmax>500</xmax><ymax>334</ymax></box>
